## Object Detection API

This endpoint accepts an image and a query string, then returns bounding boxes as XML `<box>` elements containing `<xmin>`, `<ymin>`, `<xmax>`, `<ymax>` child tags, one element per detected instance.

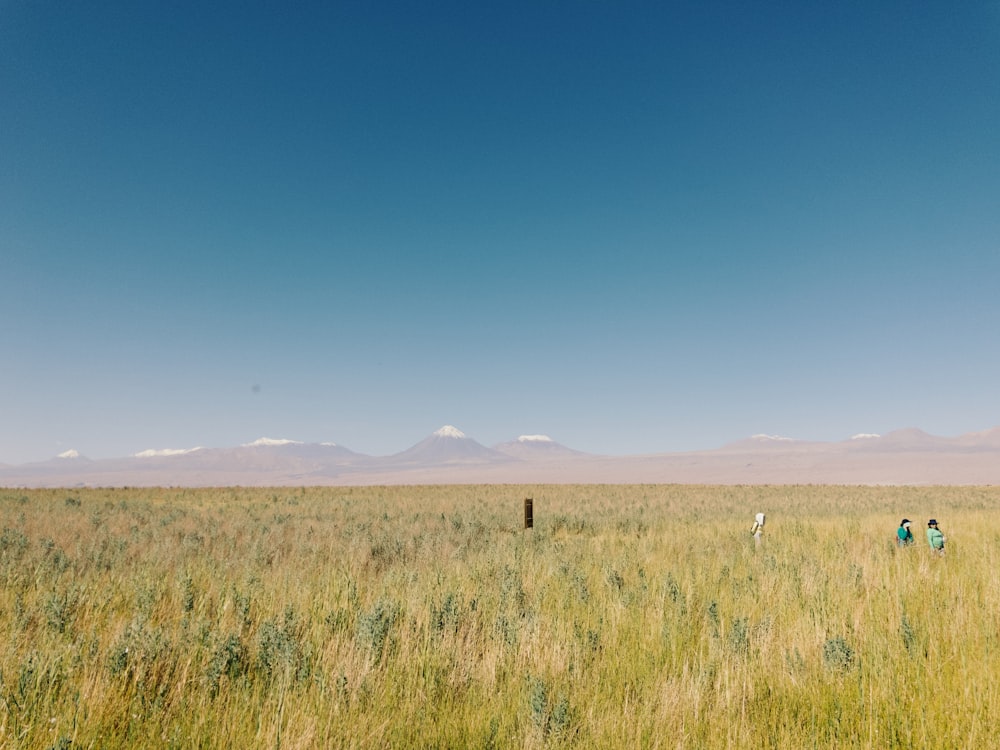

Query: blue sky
<box><xmin>2</xmin><ymin>1</ymin><xmax>999</xmax><ymax>463</ymax></box>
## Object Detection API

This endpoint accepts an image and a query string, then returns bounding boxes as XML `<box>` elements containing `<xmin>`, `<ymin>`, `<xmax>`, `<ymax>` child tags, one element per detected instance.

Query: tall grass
<box><xmin>0</xmin><ymin>485</ymin><xmax>997</xmax><ymax>748</ymax></box>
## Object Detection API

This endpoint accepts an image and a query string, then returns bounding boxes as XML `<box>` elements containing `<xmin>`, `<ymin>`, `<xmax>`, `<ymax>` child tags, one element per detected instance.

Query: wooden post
<box><xmin>524</xmin><ymin>497</ymin><xmax>533</xmax><ymax>529</ymax></box>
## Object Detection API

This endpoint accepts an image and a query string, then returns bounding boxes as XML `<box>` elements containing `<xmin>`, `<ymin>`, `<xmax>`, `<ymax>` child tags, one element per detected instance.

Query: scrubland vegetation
<box><xmin>1</xmin><ymin>484</ymin><xmax>999</xmax><ymax>749</ymax></box>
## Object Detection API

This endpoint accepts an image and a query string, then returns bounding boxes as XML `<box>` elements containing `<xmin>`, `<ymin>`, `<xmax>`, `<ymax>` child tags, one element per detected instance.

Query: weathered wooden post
<box><xmin>524</xmin><ymin>497</ymin><xmax>533</xmax><ymax>529</ymax></box>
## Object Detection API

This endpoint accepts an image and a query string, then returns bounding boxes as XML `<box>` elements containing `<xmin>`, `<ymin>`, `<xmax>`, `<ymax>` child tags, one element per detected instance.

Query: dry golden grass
<box><xmin>0</xmin><ymin>484</ymin><xmax>997</xmax><ymax>748</ymax></box>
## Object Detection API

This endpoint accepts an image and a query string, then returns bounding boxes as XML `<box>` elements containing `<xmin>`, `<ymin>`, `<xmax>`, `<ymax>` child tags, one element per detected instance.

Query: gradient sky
<box><xmin>3</xmin><ymin>1</ymin><xmax>999</xmax><ymax>464</ymax></box>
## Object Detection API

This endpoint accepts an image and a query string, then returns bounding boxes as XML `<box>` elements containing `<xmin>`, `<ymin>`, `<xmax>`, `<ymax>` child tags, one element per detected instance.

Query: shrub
<box><xmin>823</xmin><ymin>636</ymin><xmax>855</xmax><ymax>671</ymax></box>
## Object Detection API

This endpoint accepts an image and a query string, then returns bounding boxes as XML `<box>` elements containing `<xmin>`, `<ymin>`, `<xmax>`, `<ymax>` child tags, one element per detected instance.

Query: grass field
<box><xmin>1</xmin><ymin>484</ymin><xmax>998</xmax><ymax>748</ymax></box>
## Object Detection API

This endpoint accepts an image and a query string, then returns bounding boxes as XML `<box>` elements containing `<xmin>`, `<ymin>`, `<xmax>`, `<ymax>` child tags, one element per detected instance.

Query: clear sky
<box><xmin>3</xmin><ymin>1</ymin><xmax>999</xmax><ymax>464</ymax></box>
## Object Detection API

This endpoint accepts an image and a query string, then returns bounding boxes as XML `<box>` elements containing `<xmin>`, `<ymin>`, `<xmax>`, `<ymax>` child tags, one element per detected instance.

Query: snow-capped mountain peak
<box><xmin>850</xmin><ymin>433</ymin><xmax>881</xmax><ymax>440</ymax></box>
<box><xmin>518</xmin><ymin>434</ymin><xmax>553</xmax><ymax>443</ymax></box>
<box><xmin>750</xmin><ymin>434</ymin><xmax>794</xmax><ymax>442</ymax></box>
<box><xmin>57</xmin><ymin>449</ymin><xmax>80</xmax><ymax>459</ymax></box>
<box><xmin>133</xmin><ymin>447</ymin><xmax>204</xmax><ymax>458</ymax></box>
<box><xmin>242</xmin><ymin>437</ymin><xmax>304</xmax><ymax>447</ymax></box>
<box><xmin>434</xmin><ymin>425</ymin><xmax>467</xmax><ymax>439</ymax></box>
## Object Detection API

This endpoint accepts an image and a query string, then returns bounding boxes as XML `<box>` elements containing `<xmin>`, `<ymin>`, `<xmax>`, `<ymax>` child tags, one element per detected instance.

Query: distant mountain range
<box><xmin>3</xmin><ymin>425</ymin><xmax>1000</xmax><ymax>487</ymax></box>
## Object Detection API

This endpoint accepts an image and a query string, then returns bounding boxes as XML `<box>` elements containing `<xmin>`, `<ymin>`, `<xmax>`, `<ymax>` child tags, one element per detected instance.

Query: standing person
<box><xmin>897</xmin><ymin>519</ymin><xmax>914</xmax><ymax>547</ymax></box>
<box><xmin>750</xmin><ymin>512</ymin><xmax>765</xmax><ymax>547</ymax></box>
<box><xmin>926</xmin><ymin>519</ymin><xmax>945</xmax><ymax>556</ymax></box>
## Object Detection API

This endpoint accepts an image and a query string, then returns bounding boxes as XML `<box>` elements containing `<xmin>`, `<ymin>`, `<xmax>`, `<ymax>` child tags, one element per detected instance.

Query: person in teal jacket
<box><xmin>896</xmin><ymin>519</ymin><xmax>914</xmax><ymax>547</ymax></box>
<box><xmin>926</xmin><ymin>519</ymin><xmax>945</xmax><ymax>556</ymax></box>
